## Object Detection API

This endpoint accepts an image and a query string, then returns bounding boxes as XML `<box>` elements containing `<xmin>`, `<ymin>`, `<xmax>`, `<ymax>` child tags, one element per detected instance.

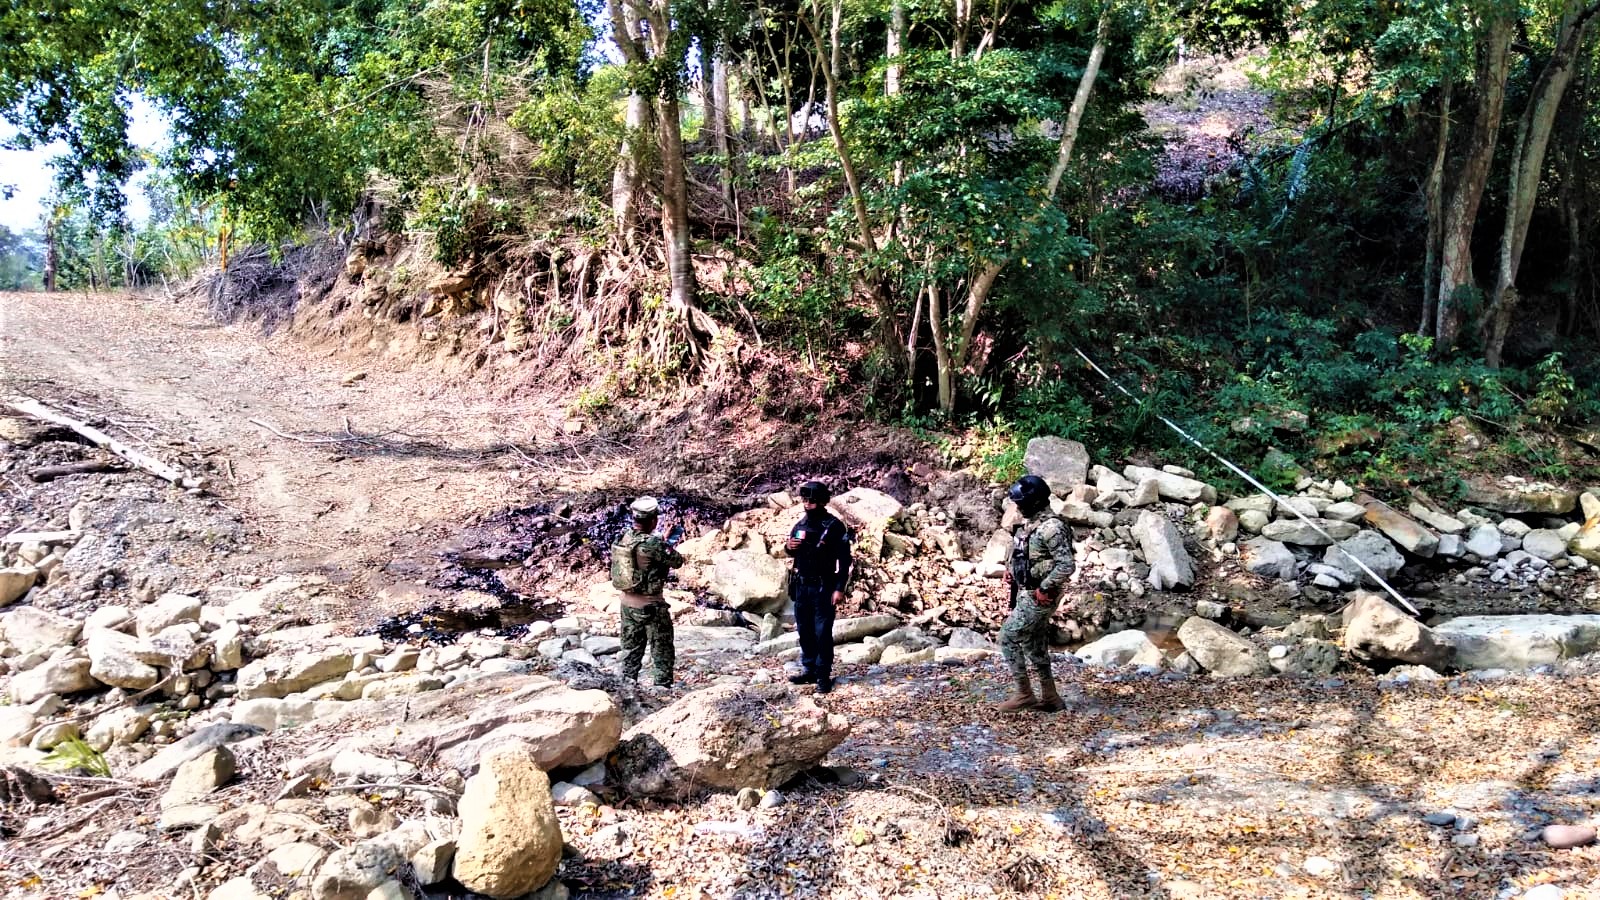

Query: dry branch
<box><xmin>4</xmin><ymin>397</ymin><xmax>203</xmax><ymax>490</ymax></box>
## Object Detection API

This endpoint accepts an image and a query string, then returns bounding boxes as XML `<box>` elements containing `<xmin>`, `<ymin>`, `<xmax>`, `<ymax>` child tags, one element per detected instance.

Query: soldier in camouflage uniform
<box><xmin>998</xmin><ymin>475</ymin><xmax>1076</xmax><ymax>712</ymax></box>
<box><xmin>611</xmin><ymin>496</ymin><xmax>685</xmax><ymax>687</ymax></box>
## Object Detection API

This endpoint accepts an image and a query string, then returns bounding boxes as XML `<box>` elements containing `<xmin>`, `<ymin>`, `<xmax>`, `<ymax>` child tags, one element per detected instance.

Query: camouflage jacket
<box><xmin>1010</xmin><ymin>512</ymin><xmax>1076</xmax><ymax>597</ymax></box>
<box><xmin>617</xmin><ymin>531</ymin><xmax>684</xmax><ymax>596</ymax></box>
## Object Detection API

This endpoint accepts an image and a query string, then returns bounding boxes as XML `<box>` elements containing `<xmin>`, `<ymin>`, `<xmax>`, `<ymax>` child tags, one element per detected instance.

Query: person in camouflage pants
<box><xmin>999</xmin><ymin>475</ymin><xmax>1076</xmax><ymax>713</ymax></box>
<box><xmin>613</xmin><ymin>497</ymin><xmax>684</xmax><ymax>687</ymax></box>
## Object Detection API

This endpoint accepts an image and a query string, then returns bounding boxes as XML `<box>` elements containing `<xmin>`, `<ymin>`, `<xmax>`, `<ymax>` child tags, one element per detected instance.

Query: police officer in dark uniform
<box><xmin>784</xmin><ymin>480</ymin><xmax>853</xmax><ymax>694</ymax></box>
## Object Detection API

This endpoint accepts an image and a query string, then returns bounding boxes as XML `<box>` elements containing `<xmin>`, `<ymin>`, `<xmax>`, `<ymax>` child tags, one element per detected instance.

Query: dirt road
<box><xmin>1</xmin><ymin>290</ymin><xmax>614</xmax><ymax>602</ymax></box>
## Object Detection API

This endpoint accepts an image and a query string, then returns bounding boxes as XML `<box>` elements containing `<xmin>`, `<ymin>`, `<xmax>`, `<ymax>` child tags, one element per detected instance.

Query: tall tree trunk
<box><xmin>1558</xmin><ymin>56</ymin><xmax>1592</xmax><ymax>335</ymax></box>
<box><xmin>927</xmin><ymin>281</ymin><xmax>953</xmax><ymax>413</ymax></box>
<box><xmin>43</xmin><ymin>212</ymin><xmax>58</xmax><ymax>293</ymax></box>
<box><xmin>1420</xmin><ymin>76</ymin><xmax>1452</xmax><ymax>337</ymax></box>
<box><xmin>1436</xmin><ymin>17</ymin><xmax>1514</xmax><ymax>350</ymax></box>
<box><xmin>607</xmin><ymin>0</ymin><xmax>650</xmax><ymax>248</ymax></box>
<box><xmin>886</xmin><ymin>0</ymin><xmax>905</xmax><ymax>95</ymax></box>
<box><xmin>657</xmin><ymin>90</ymin><xmax>698</xmax><ymax>315</ymax></box>
<box><xmin>945</xmin><ymin>9</ymin><xmax>1110</xmax><ymax>409</ymax></box>
<box><xmin>1484</xmin><ymin>1</ymin><xmax>1600</xmax><ymax>366</ymax></box>
<box><xmin>802</xmin><ymin>0</ymin><xmax>902</xmax><ymax>352</ymax></box>
<box><xmin>712</xmin><ymin>53</ymin><xmax>735</xmax><ymax>210</ymax></box>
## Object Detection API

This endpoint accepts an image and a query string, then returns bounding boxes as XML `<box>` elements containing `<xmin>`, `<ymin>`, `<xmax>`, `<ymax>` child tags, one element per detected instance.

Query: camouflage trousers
<box><xmin>620</xmin><ymin>603</ymin><xmax>675</xmax><ymax>685</ymax></box>
<box><xmin>1000</xmin><ymin>596</ymin><xmax>1057</xmax><ymax>680</ymax></box>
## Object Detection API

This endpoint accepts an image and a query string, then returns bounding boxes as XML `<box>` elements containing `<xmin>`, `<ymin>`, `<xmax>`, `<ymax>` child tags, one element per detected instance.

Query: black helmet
<box><xmin>1008</xmin><ymin>475</ymin><xmax>1051</xmax><ymax>515</ymax></box>
<box><xmin>798</xmin><ymin>480</ymin><xmax>832</xmax><ymax>504</ymax></box>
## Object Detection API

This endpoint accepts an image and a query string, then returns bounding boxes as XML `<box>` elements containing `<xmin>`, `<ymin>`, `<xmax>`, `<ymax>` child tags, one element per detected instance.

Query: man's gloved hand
<box><xmin>1033</xmin><ymin>588</ymin><xmax>1052</xmax><ymax>604</ymax></box>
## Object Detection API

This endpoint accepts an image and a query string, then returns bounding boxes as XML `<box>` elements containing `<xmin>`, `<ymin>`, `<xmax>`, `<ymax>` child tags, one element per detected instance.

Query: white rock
<box><xmin>1133</xmin><ymin>511</ymin><xmax>1196</xmax><ymax>590</ymax></box>
<box><xmin>1523</xmin><ymin>530</ymin><xmax>1569</xmax><ymax>561</ymax></box>
<box><xmin>87</xmin><ymin>628</ymin><xmax>160</xmax><ymax>689</ymax></box>
<box><xmin>136</xmin><ymin>592</ymin><xmax>202</xmax><ymax>638</ymax></box>
<box><xmin>331</xmin><ymin>749</ymin><xmax>417</xmax><ymax>781</ymax></box>
<box><xmin>1176</xmin><ymin>618</ymin><xmax>1268</xmax><ymax>676</ymax></box>
<box><xmin>10</xmin><ymin>654</ymin><xmax>96</xmax><ymax>702</ymax></box>
<box><xmin>1075</xmin><ymin>630</ymin><xmax>1164</xmax><ymax>668</ymax></box>
<box><xmin>0</xmin><ymin>565</ymin><xmax>39</xmax><ymax>607</ymax></box>
<box><xmin>1497</xmin><ymin>518</ymin><xmax>1533</xmax><ymax>538</ymax></box>
<box><xmin>1</xmin><ymin>606</ymin><xmax>82</xmax><ymax>655</ymax></box>
<box><xmin>1242</xmin><ymin>538</ymin><xmax>1297</xmax><ymax>581</ymax></box>
<box><xmin>1434</xmin><ymin>615</ymin><xmax>1600</xmax><ymax>670</ymax></box>
<box><xmin>1464</xmin><ymin>524</ymin><xmax>1504</xmax><ymax>559</ymax></box>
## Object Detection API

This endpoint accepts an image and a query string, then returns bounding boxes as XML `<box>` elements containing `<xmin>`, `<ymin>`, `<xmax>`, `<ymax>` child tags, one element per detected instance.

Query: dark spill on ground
<box><xmin>370</xmin><ymin>492</ymin><xmax>747</xmax><ymax>644</ymax></box>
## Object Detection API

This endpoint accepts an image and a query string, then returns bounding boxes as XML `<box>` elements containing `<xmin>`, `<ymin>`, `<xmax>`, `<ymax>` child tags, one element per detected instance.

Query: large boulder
<box><xmin>1176</xmin><ymin>618</ymin><xmax>1269</xmax><ymax>676</ymax></box>
<box><xmin>0</xmin><ymin>566</ymin><xmax>38</xmax><ymax>607</ymax></box>
<box><xmin>135</xmin><ymin>592</ymin><xmax>202</xmax><ymax>638</ymax></box>
<box><xmin>610</xmin><ymin>684</ymin><xmax>850</xmax><ymax>798</ymax></box>
<box><xmin>1522</xmin><ymin>529</ymin><xmax>1569</xmax><ymax>561</ymax></box>
<box><xmin>1433</xmin><ymin>615</ymin><xmax>1600</xmax><ymax>670</ymax></box>
<box><xmin>1323</xmin><ymin>531</ymin><xmax>1405</xmax><ymax>587</ymax></box>
<box><xmin>1075</xmin><ymin>630</ymin><xmax>1164</xmax><ymax>668</ymax></box>
<box><xmin>365</xmin><ymin>674</ymin><xmax>621</xmax><ymax>775</ymax></box>
<box><xmin>1133</xmin><ymin>512</ymin><xmax>1196</xmax><ymax>591</ymax></box>
<box><xmin>828</xmin><ymin>487</ymin><xmax>904</xmax><ymax>559</ymax></box>
<box><xmin>1574</xmin><ymin>522</ymin><xmax>1600</xmax><ymax>564</ymax></box>
<box><xmin>87</xmin><ymin>628</ymin><xmax>161</xmax><ymax>690</ymax></box>
<box><xmin>10</xmin><ymin>654</ymin><xmax>96</xmax><ymax>702</ymax></box>
<box><xmin>1360</xmin><ymin>499</ymin><xmax>1438</xmax><ymax>557</ymax></box>
<box><xmin>1</xmin><ymin>606</ymin><xmax>82</xmax><ymax>656</ymax></box>
<box><xmin>1024</xmin><ymin>437</ymin><xmax>1091</xmax><ymax>493</ymax></box>
<box><xmin>1462</xmin><ymin>476</ymin><xmax>1578</xmax><ymax>515</ymax></box>
<box><xmin>235</xmin><ymin>648</ymin><xmax>355</xmax><ymax>700</ymax></box>
<box><xmin>453</xmin><ymin>745</ymin><xmax>563</xmax><ymax>899</ymax></box>
<box><xmin>1269</xmin><ymin>640</ymin><xmax>1341</xmax><ymax>676</ymax></box>
<box><xmin>1260</xmin><ymin>518</ymin><xmax>1359</xmax><ymax>546</ymax></box>
<box><xmin>709</xmin><ymin>550</ymin><xmax>789</xmax><ymax>614</ymax></box>
<box><xmin>1340</xmin><ymin>592</ymin><xmax>1449</xmax><ymax>668</ymax></box>
<box><xmin>1242</xmin><ymin>538</ymin><xmax>1297</xmax><ymax>581</ymax></box>
<box><xmin>672</xmin><ymin>625</ymin><xmax>759</xmax><ymax>655</ymax></box>
<box><xmin>1464</xmin><ymin>524</ymin><xmax>1505</xmax><ymax>559</ymax></box>
<box><xmin>1122</xmin><ymin>466</ymin><xmax>1217</xmax><ymax>504</ymax></box>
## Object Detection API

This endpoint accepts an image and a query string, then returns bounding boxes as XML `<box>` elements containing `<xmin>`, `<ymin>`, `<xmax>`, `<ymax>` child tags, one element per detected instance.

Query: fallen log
<box><xmin>4</xmin><ymin>397</ymin><xmax>203</xmax><ymax>490</ymax></box>
<box><xmin>29</xmin><ymin>459</ymin><xmax>128</xmax><ymax>481</ymax></box>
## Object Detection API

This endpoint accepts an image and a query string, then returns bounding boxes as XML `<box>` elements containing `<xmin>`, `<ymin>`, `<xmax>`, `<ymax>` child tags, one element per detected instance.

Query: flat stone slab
<box><xmin>1433</xmin><ymin>615</ymin><xmax>1600</xmax><ymax>670</ymax></box>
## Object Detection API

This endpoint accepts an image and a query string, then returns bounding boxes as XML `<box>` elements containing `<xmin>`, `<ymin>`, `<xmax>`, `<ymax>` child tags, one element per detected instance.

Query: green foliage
<box><xmin>41</xmin><ymin>735</ymin><xmax>112</xmax><ymax>778</ymax></box>
<box><xmin>0</xmin><ymin>225</ymin><xmax>43</xmax><ymax>290</ymax></box>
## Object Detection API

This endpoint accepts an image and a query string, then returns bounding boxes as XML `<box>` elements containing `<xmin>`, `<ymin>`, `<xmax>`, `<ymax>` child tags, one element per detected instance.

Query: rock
<box><xmin>1523</xmin><ymin>530</ymin><xmax>1569</xmax><ymax>561</ymax></box>
<box><xmin>133</xmin><ymin>589</ymin><xmax>196</xmax><ymax>632</ymax></box>
<box><xmin>1521</xmin><ymin>885</ymin><xmax>1565</xmax><ymax>900</ymax></box>
<box><xmin>1225</xmin><ymin>494</ymin><xmax>1275</xmax><ymax>515</ymax></box>
<box><xmin>1437</xmin><ymin>534</ymin><xmax>1464</xmax><ymax>558</ymax></box>
<box><xmin>881</xmin><ymin>645</ymin><xmax>936</xmax><ymax>665</ymax></box>
<box><xmin>831</xmin><ymin>615</ymin><xmax>900</xmax><ymax>643</ymax></box>
<box><xmin>209</xmin><ymin>877</ymin><xmax>269</xmax><ymax>900</ymax></box>
<box><xmin>1195</xmin><ymin>599</ymin><xmax>1225</xmax><ymax>620</ymax></box>
<box><xmin>736</xmin><ymin>786</ymin><xmax>762</xmax><ymax>809</ymax></box>
<box><xmin>230</xmin><ymin>697</ymin><xmax>345</xmax><ymax>732</ymax></box>
<box><xmin>1433</xmin><ymin>615</ymin><xmax>1600</xmax><ymax>670</ymax></box>
<box><xmin>582</xmin><ymin>635</ymin><xmax>622</xmax><ymax>656</ymax></box>
<box><xmin>1</xmin><ymin>606</ymin><xmax>82</xmax><ymax>655</ymax></box>
<box><xmin>1303</xmin><ymin>856</ymin><xmax>1339</xmax><ymax>878</ymax></box>
<box><xmin>673</xmin><ymin>625</ymin><xmax>758</xmax><ymax>654</ymax></box>
<box><xmin>610</xmin><ymin>684</ymin><xmax>850</xmax><ymax>798</ymax></box>
<box><xmin>10</xmin><ymin>655</ymin><xmax>96</xmax><ymax>702</ymax></box>
<box><xmin>709</xmin><ymin>550</ymin><xmax>790</xmax><ymax>614</ymax></box>
<box><xmin>454</xmin><ymin>745</ymin><xmax>563</xmax><ymax>899</ymax></box>
<box><xmin>1242</xmin><ymin>538</ymin><xmax>1297</xmax><ymax>581</ymax></box>
<box><xmin>1269</xmin><ymin>640</ymin><xmax>1340</xmax><ymax>676</ymax></box>
<box><xmin>1237</xmin><ymin>509</ymin><xmax>1269</xmax><ymax>534</ymax></box>
<box><xmin>1341</xmin><ymin>592</ymin><xmax>1450</xmax><ymax>668</ymax></box>
<box><xmin>1122</xmin><ymin>466</ymin><xmax>1216</xmax><ymax>504</ymax></box>
<box><xmin>236</xmin><ymin>648</ymin><xmax>354</xmax><ymax>700</ymax></box>
<box><xmin>934</xmin><ymin>647</ymin><xmax>993</xmax><ymax>665</ymax></box>
<box><xmin>377</xmin><ymin>674</ymin><xmax>621</xmax><ymax>774</ymax></box>
<box><xmin>86</xmin><ymin>628</ymin><xmax>161</xmax><ymax>690</ymax></box>
<box><xmin>158</xmin><ymin>802</ymin><xmax>222</xmax><ymax>831</ymax></box>
<box><xmin>828</xmin><ymin>487</ymin><xmax>904</xmax><ymax>558</ymax></box>
<box><xmin>331</xmin><ymin>749</ymin><xmax>417</xmax><ymax>781</ymax></box>
<box><xmin>1464</xmin><ymin>524</ymin><xmax>1505</xmax><ymax>559</ymax></box>
<box><xmin>1359</xmin><ymin>500</ymin><xmax>1438</xmax><ymax>557</ymax></box>
<box><xmin>1407</xmin><ymin>503</ymin><xmax>1466</xmax><ymax>534</ymax></box>
<box><xmin>1541</xmin><ymin>824</ymin><xmax>1596</xmax><ymax>849</ymax></box>
<box><xmin>0</xmin><ymin>706</ymin><xmax>37</xmax><ymax>747</ymax></box>
<box><xmin>1462</xmin><ymin>476</ymin><xmax>1577</xmax><ymax>515</ymax></box>
<box><xmin>551</xmin><ymin>782</ymin><xmax>600</xmax><ymax>807</ymax></box>
<box><xmin>1260</xmin><ymin>518</ymin><xmax>1358</xmax><ymax>546</ymax></box>
<box><xmin>129</xmin><ymin>722</ymin><xmax>264</xmax><ymax>781</ymax></box>
<box><xmin>1176</xmin><ymin>618</ymin><xmax>1269</xmax><ymax>676</ymax></box>
<box><xmin>0</xmin><ymin>566</ymin><xmax>39</xmax><ymax>607</ymax></box>
<box><xmin>760</xmin><ymin>789</ymin><xmax>786</xmax><ymax>808</ymax></box>
<box><xmin>836</xmin><ymin>643</ymin><xmax>883</xmax><ymax>666</ymax></box>
<box><xmin>946</xmin><ymin>627</ymin><xmax>994</xmax><ymax>650</ymax></box>
<box><xmin>410</xmin><ymin>839</ymin><xmax>456</xmax><ymax>886</ymax></box>
<box><xmin>313</xmin><ymin>841</ymin><xmax>405</xmax><ymax>900</ymax></box>
<box><xmin>1322</xmin><ymin>501</ymin><xmax>1367</xmax><ymax>523</ymax></box>
<box><xmin>1075</xmin><ymin>631</ymin><xmax>1164</xmax><ymax>668</ymax></box>
<box><xmin>1582</xmin><ymin>491</ymin><xmax>1600</xmax><ymax>521</ymax></box>
<box><xmin>161</xmin><ymin>747</ymin><xmax>236</xmax><ymax>809</ymax></box>
<box><xmin>1324</xmin><ymin>531</ymin><xmax>1405</xmax><ymax>587</ymax></box>
<box><xmin>1204</xmin><ymin>507</ymin><xmax>1239</xmax><ymax>543</ymax></box>
<box><xmin>1024</xmin><ymin>437</ymin><xmax>1090</xmax><ymax>493</ymax></box>
<box><xmin>1382</xmin><ymin>665</ymin><xmax>1443</xmax><ymax>683</ymax></box>
<box><xmin>1133</xmin><ymin>512</ymin><xmax>1196</xmax><ymax>590</ymax></box>
<box><xmin>1575</xmin><ymin>522</ymin><xmax>1600</xmax><ymax>564</ymax></box>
